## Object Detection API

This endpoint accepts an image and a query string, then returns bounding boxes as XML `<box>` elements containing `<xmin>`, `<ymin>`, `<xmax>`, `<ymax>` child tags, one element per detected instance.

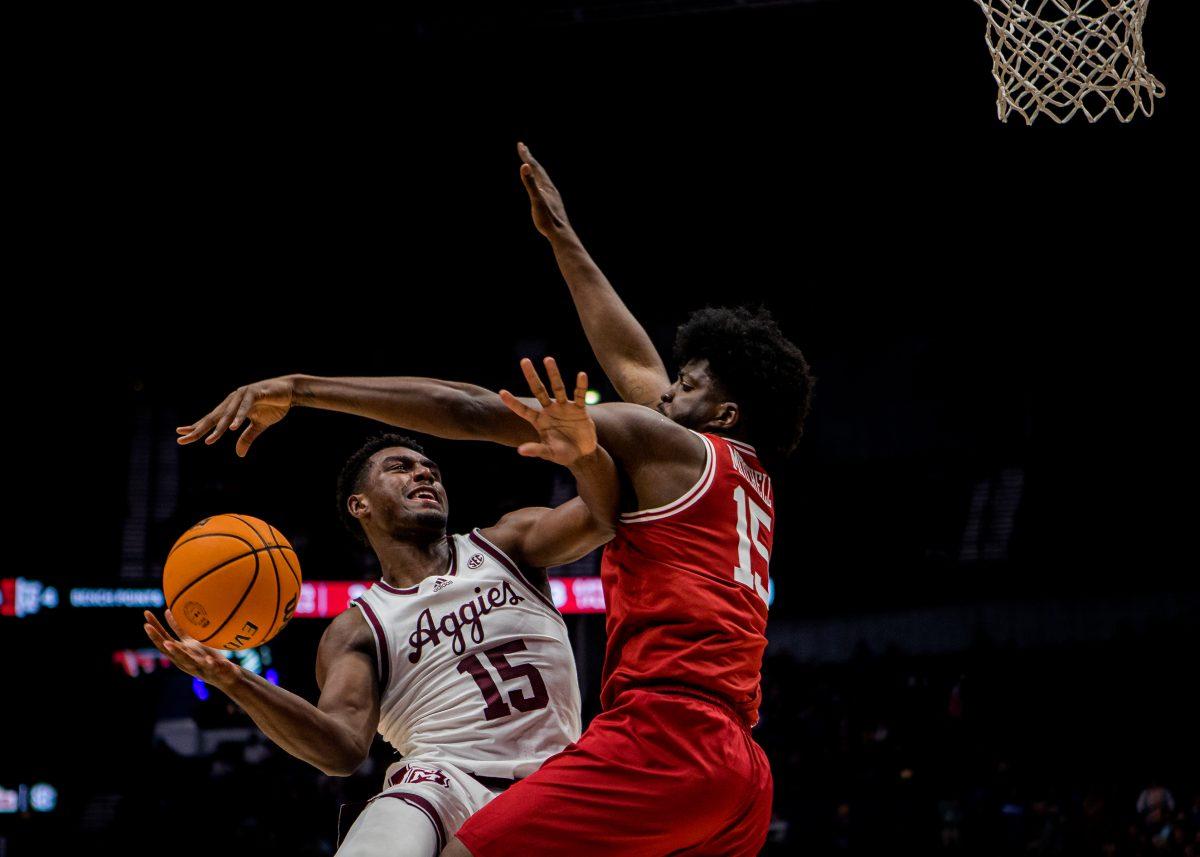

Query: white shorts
<box><xmin>337</xmin><ymin>758</ymin><xmax>505</xmax><ymax>857</ymax></box>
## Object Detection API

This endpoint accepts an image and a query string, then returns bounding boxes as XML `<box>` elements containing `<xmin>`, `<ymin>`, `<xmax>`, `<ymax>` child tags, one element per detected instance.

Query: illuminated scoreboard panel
<box><xmin>295</xmin><ymin>578</ymin><xmax>607</xmax><ymax>618</ymax></box>
<box><xmin>3</xmin><ymin>576</ymin><xmax>784</xmax><ymax>619</ymax></box>
<box><xmin>0</xmin><ymin>577</ymin><xmax>608</xmax><ymax>618</ymax></box>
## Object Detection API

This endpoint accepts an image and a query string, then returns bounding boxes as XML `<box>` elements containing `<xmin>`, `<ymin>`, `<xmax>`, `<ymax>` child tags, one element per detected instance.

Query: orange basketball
<box><xmin>163</xmin><ymin>514</ymin><xmax>302</xmax><ymax>650</ymax></box>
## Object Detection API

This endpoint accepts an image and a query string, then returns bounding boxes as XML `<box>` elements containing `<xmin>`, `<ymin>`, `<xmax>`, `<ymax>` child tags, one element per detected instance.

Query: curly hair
<box><xmin>672</xmin><ymin>305</ymin><xmax>814</xmax><ymax>465</ymax></box>
<box><xmin>335</xmin><ymin>433</ymin><xmax>429</xmax><ymax>543</ymax></box>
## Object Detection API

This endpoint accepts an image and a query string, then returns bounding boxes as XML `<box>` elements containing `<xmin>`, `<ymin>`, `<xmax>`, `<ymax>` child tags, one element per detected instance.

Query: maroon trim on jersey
<box><xmin>374</xmin><ymin>579</ymin><xmax>419</xmax><ymax>595</ymax></box>
<box><xmin>468</xmin><ymin>529</ymin><xmax>561</xmax><ymax>617</ymax></box>
<box><xmin>352</xmin><ymin>597</ymin><xmax>390</xmax><ymax>690</ymax></box>
<box><xmin>373</xmin><ymin>536</ymin><xmax>457</xmax><ymax>594</ymax></box>
<box><xmin>376</xmin><ymin>792</ymin><xmax>446</xmax><ymax>852</ymax></box>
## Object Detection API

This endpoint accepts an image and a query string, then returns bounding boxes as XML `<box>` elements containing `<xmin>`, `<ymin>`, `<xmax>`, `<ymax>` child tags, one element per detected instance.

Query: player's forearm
<box><xmin>289</xmin><ymin>375</ymin><xmax>535</xmax><ymax>447</ymax></box>
<box><xmin>214</xmin><ymin>668</ymin><xmax>367</xmax><ymax>776</ymax></box>
<box><xmin>567</xmin><ymin>447</ymin><xmax>620</xmax><ymax>537</ymax></box>
<box><xmin>547</xmin><ymin>234</ymin><xmax>669</xmax><ymax>405</ymax></box>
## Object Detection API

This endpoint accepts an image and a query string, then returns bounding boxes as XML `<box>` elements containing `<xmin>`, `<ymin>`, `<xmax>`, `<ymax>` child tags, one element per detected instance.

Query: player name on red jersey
<box><xmin>730</xmin><ymin>447</ymin><xmax>772</xmax><ymax>508</ymax></box>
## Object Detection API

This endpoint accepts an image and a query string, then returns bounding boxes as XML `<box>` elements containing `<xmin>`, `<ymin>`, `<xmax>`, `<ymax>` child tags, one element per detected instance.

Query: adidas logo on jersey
<box><xmin>432</xmin><ymin>577</ymin><xmax>453</xmax><ymax>592</ymax></box>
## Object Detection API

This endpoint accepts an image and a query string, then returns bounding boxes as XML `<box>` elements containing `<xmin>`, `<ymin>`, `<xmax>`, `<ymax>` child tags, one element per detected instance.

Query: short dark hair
<box><xmin>673</xmin><ymin>305</ymin><xmax>815</xmax><ymax>464</ymax></box>
<box><xmin>336</xmin><ymin>433</ymin><xmax>429</xmax><ymax>542</ymax></box>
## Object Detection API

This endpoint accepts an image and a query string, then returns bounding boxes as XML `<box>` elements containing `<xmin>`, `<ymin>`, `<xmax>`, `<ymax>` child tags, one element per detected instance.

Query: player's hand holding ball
<box><xmin>143</xmin><ymin>513</ymin><xmax>302</xmax><ymax>686</ymax></box>
<box><xmin>143</xmin><ymin>609</ymin><xmax>244</xmax><ymax>690</ymax></box>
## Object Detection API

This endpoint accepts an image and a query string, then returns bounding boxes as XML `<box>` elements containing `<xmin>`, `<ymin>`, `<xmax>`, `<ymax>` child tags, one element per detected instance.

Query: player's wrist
<box><xmin>285</xmin><ymin>374</ymin><xmax>314</xmax><ymax>406</ymax></box>
<box><xmin>208</xmin><ymin>662</ymin><xmax>246</xmax><ymax>694</ymax></box>
<box><xmin>546</xmin><ymin>224</ymin><xmax>581</xmax><ymax>248</ymax></box>
<box><xmin>567</xmin><ymin>447</ymin><xmax>604</xmax><ymax>474</ymax></box>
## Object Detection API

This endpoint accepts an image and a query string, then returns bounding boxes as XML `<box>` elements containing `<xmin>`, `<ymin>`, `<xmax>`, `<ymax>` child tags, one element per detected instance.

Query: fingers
<box><xmin>144</xmin><ymin>610</ymin><xmax>184</xmax><ymax>661</ymax></box>
<box><xmin>178</xmin><ymin>388</ymin><xmax>241</xmax><ymax>446</ymax></box>
<box><xmin>574</xmin><ymin>371</ymin><xmax>588</xmax><ymax>407</ymax></box>
<box><xmin>206</xmin><ymin>390</ymin><xmax>246</xmax><ymax>445</ymax></box>
<box><xmin>144</xmin><ymin>609</ymin><xmax>175</xmax><ymax>642</ymax></box>
<box><xmin>517</xmin><ymin>442</ymin><xmax>553</xmax><ymax>459</ymax></box>
<box><xmin>499</xmin><ymin>389</ymin><xmax>539</xmax><ymax>423</ymax></box>
<box><xmin>163</xmin><ymin>608</ymin><xmax>193</xmax><ymax>642</ymax></box>
<box><xmin>235</xmin><ymin>422</ymin><xmax>266</xmax><ymax>458</ymax></box>
<box><xmin>229</xmin><ymin>389</ymin><xmax>256</xmax><ymax>432</ymax></box>
<box><xmin>543</xmin><ymin>357</ymin><xmax>568</xmax><ymax>404</ymax></box>
<box><xmin>177</xmin><ymin>408</ymin><xmax>220</xmax><ymax>445</ymax></box>
<box><xmin>520</xmin><ymin>358</ymin><xmax>552</xmax><ymax>407</ymax></box>
<box><xmin>518</xmin><ymin>141</ymin><xmax>544</xmax><ymax>174</ymax></box>
<box><xmin>520</xmin><ymin>163</ymin><xmax>542</xmax><ymax>202</ymax></box>
<box><xmin>144</xmin><ymin>619</ymin><xmax>172</xmax><ymax>654</ymax></box>
<box><xmin>518</xmin><ymin>142</ymin><xmax>554</xmax><ymax>199</ymax></box>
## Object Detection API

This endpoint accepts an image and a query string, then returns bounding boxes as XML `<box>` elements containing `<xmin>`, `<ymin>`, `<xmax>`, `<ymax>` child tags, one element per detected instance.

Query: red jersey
<box><xmin>599</xmin><ymin>432</ymin><xmax>773</xmax><ymax>727</ymax></box>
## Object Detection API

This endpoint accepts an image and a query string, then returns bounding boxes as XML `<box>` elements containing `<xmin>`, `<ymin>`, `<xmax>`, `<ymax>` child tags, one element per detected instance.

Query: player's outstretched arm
<box><xmin>176</xmin><ymin>374</ymin><xmax>538</xmax><ymax>457</ymax></box>
<box><xmin>174</xmin><ymin>365</ymin><xmax>703</xmax><ymax>508</ymax></box>
<box><xmin>480</xmin><ymin>357</ymin><xmax>620</xmax><ymax>569</ymax></box>
<box><xmin>143</xmin><ymin>608</ymin><xmax>379</xmax><ymax>777</ymax></box>
<box><xmin>518</xmin><ymin>142</ymin><xmax>670</xmax><ymax>409</ymax></box>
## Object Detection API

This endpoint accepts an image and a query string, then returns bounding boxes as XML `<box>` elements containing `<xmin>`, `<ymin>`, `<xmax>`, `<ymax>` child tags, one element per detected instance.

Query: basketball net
<box><xmin>974</xmin><ymin>0</ymin><xmax>1165</xmax><ymax>123</ymax></box>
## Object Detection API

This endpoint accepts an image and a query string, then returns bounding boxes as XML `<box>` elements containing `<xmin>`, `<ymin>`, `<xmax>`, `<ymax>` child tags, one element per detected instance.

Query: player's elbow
<box><xmin>318</xmin><ymin>749</ymin><xmax>368</xmax><ymax>778</ymax></box>
<box><xmin>316</xmin><ymin>729</ymin><xmax>371</xmax><ymax>777</ymax></box>
<box><xmin>440</xmin><ymin>386</ymin><xmax>519</xmax><ymax>444</ymax></box>
<box><xmin>584</xmin><ymin>517</ymin><xmax>617</xmax><ymax>549</ymax></box>
<box><xmin>594</xmin><ymin>518</ymin><xmax>617</xmax><ymax>543</ymax></box>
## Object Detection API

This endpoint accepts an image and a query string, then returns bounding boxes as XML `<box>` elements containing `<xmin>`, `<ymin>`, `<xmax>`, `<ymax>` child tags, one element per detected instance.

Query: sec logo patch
<box><xmin>468</xmin><ymin>553</ymin><xmax>485</xmax><ymax>569</ymax></box>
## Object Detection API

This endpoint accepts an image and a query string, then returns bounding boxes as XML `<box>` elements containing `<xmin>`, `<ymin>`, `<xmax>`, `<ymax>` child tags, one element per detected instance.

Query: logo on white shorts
<box><xmin>402</xmin><ymin>765</ymin><xmax>451</xmax><ymax>788</ymax></box>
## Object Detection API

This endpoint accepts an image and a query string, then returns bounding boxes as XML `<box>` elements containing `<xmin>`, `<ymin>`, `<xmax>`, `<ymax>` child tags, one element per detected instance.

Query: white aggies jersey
<box><xmin>351</xmin><ymin>529</ymin><xmax>582</xmax><ymax>780</ymax></box>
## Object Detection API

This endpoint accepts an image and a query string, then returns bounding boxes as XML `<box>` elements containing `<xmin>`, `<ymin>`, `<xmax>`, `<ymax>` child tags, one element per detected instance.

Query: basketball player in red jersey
<box><xmin>180</xmin><ymin>147</ymin><xmax>814</xmax><ymax>856</ymax></box>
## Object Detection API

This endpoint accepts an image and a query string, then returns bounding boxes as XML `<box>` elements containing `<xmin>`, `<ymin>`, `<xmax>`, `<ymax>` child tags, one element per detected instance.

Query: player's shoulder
<box><xmin>470</xmin><ymin>518</ymin><xmax>543</xmax><ymax>568</ymax></box>
<box><xmin>591</xmin><ymin>401</ymin><xmax>685</xmax><ymax>436</ymax></box>
<box><xmin>485</xmin><ymin>507</ymin><xmax>552</xmax><ymax>535</ymax></box>
<box><xmin>591</xmin><ymin>402</ymin><xmax>705</xmax><ymax>462</ymax></box>
<box><xmin>465</xmin><ymin>522</ymin><xmax>552</xmax><ymax>592</ymax></box>
<box><xmin>320</xmin><ymin>601</ymin><xmax>376</xmax><ymax>654</ymax></box>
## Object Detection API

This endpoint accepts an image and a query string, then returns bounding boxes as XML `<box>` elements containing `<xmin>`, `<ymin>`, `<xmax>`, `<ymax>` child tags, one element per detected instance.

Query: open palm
<box><xmin>500</xmin><ymin>357</ymin><xmax>597</xmax><ymax>466</ymax></box>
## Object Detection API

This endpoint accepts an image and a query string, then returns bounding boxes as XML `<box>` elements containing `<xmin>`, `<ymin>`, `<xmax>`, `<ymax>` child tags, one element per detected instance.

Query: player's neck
<box><xmin>705</xmin><ymin>425</ymin><xmax>753</xmax><ymax>448</ymax></box>
<box><xmin>372</xmin><ymin>533</ymin><xmax>452</xmax><ymax>589</ymax></box>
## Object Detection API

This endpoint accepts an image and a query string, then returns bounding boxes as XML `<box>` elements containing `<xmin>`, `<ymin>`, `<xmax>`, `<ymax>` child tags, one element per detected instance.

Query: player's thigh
<box><xmin>340</xmin><ymin>770</ymin><xmax>493</xmax><ymax>857</ymax></box>
<box><xmin>678</xmin><ymin>735</ymin><xmax>774</xmax><ymax>857</ymax></box>
<box><xmin>455</xmin><ymin>730</ymin><xmax>715</xmax><ymax>852</ymax></box>
<box><xmin>338</xmin><ymin>792</ymin><xmax>442</xmax><ymax>857</ymax></box>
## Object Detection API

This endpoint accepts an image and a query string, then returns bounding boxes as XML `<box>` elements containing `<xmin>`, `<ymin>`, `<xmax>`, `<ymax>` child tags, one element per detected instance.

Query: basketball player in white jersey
<box><xmin>143</xmin><ymin>359</ymin><xmax>617</xmax><ymax>857</ymax></box>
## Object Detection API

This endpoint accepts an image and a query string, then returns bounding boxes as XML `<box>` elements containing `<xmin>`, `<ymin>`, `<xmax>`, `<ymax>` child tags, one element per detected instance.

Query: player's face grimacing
<box><xmin>357</xmin><ymin>446</ymin><xmax>449</xmax><ymax>536</ymax></box>
<box><xmin>657</xmin><ymin>358</ymin><xmax>737</xmax><ymax>432</ymax></box>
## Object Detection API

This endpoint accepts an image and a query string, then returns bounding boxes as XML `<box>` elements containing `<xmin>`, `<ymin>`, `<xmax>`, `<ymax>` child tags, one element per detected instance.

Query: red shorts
<box><xmin>455</xmin><ymin>688</ymin><xmax>773</xmax><ymax>856</ymax></box>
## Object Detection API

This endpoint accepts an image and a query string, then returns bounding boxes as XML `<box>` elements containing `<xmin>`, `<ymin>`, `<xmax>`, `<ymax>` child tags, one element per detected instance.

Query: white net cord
<box><xmin>975</xmin><ymin>0</ymin><xmax>1166</xmax><ymax>123</ymax></box>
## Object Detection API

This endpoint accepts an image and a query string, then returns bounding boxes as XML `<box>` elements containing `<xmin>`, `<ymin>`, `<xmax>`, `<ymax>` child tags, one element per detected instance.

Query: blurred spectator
<box><xmin>1137</xmin><ymin>779</ymin><xmax>1177</xmax><ymax>830</ymax></box>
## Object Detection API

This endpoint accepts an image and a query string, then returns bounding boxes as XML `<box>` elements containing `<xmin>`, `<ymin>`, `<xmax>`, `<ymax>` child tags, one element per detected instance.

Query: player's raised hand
<box><xmin>176</xmin><ymin>376</ymin><xmax>295</xmax><ymax>457</ymax></box>
<box><xmin>500</xmin><ymin>357</ymin><xmax>597</xmax><ymax>467</ymax></box>
<box><xmin>518</xmin><ymin>142</ymin><xmax>572</xmax><ymax>240</ymax></box>
<box><xmin>143</xmin><ymin>609</ymin><xmax>242</xmax><ymax>689</ymax></box>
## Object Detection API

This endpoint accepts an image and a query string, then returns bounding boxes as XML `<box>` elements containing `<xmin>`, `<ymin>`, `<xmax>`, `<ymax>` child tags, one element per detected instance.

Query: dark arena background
<box><xmin>3</xmin><ymin>2</ymin><xmax>1195</xmax><ymax>855</ymax></box>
